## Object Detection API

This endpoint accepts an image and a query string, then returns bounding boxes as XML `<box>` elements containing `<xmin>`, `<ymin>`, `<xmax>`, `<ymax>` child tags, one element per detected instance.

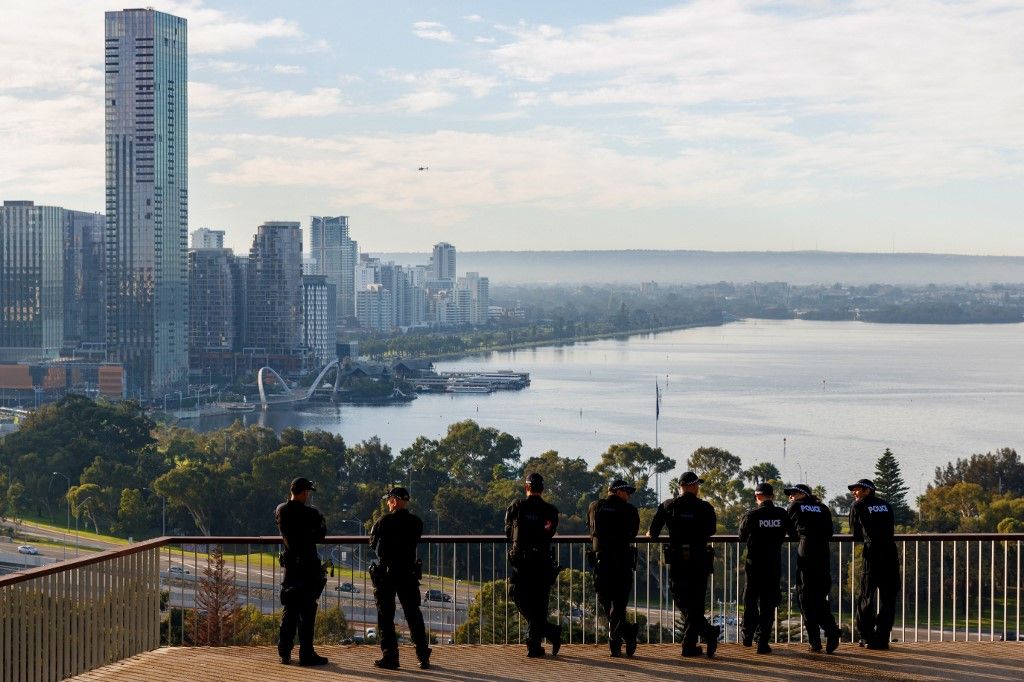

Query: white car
<box><xmin>17</xmin><ymin>545</ymin><xmax>39</xmax><ymax>555</ymax></box>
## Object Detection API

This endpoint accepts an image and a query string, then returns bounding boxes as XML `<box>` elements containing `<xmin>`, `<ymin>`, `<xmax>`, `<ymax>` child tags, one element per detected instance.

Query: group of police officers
<box><xmin>274</xmin><ymin>471</ymin><xmax>900</xmax><ymax>669</ymax></box>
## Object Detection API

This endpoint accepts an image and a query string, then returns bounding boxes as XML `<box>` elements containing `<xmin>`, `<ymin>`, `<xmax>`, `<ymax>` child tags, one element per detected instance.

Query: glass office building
<box><xmin>309</xmin><ymin>215</ymin><xmax>358</xmax><ymax>322</ymax></box>
<box><xmin>104</xmin><ymin>8</ymin><xmax>188</xmax><ymax>399</ymax></box>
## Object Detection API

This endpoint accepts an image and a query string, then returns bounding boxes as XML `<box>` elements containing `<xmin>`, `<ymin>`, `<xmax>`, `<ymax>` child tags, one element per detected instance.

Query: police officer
<box><xmin>648</xmin><ymin>471</ymin><xmax>719</xmax><ymax>658</ymax></box>
<box><xmin>785</xmin><ymin>483</ymin><xmax>841</xmax><ymax>653</ymax></box>
<box><xmin>587</xmin><ymin>479</ymin><xmax>641</xmax><ymax>657</ymax></box>
<box><xmin>276</xmin><ymin>477</ymin><xmax>328</xmax><ymax>666</ymax></box>
<box><xmin>848</xmin><ymin>478</ymin><xmax>899</xmax><ymax>650</ymax></box>
<box><xmin>739</xmin><ymin>482</ymin><xmax>796</xmax><ymax>654</ymax></box>
<box><xmin>505</xmin><ymin>472</ymin><xmax>561</xmax><ymax>658</ymax></box>
<box><xmin>369</xmin><ymin>486</ymin><xmax>431</xmax><ymax>670</ymax></box>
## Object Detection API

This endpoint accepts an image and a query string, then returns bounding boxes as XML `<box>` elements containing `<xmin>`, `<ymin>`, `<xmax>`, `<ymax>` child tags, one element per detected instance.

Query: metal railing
<box><xmin>1</xmin><ymin>533</ymin><xmax>1021</xmax><ymax>681</ymax></box>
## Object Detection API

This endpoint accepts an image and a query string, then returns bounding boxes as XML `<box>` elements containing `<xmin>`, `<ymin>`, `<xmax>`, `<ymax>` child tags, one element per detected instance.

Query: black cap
<box><xmin>784</xmin><ymin>483</ymin><xmax>813</xmax><ymax>497</ymax></box>
<box><xmin>525</xmin><ymin>472</ymin><xmax>544</xmax><ymax>491</ymax></box>
<box><xmin>847</xmin><ymin>478</ymin><xmax>876</xmax><ymax>492</ymax></box>
<box><xmin>609</xmin><ymin>479</ymin><xmax>636</xmax><ymax>494</ymax></box>
<box><xmin>754</xmin><ymin>482</ymin><xmax>774</xmax><ymax>496</ymax></box>
<box><xmin>290</xmin><ymin>477</ymin><xmax>316</xmax><ymax>494</ymax></box>
<box><xmin>678</xmin><ymin>471</ymin><xmax>703</xmax><ymax>486</ymax></box>
<box><xmin>382</xmin><ymin>486</ymin><xmax>410</xmax><ymax>501</ymax></box>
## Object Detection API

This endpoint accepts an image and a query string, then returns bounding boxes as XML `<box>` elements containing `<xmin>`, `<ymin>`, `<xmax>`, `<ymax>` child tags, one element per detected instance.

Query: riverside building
<box><xmin>104</xmin><ymin>8</ymin><xmax>189</xmax><ymax>399</ymax></box>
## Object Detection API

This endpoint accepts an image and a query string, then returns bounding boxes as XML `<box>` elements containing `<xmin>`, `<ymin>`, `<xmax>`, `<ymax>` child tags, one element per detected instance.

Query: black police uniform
<box><xmin>849</xmin><ymin>493</ymin><xmax>899</xmax><ymax>648</ymax></box>
<box><xmin>587</xmin><ymin>494</ymin><xmax>641</xmax><ymax>656</ymax></box>
<box><xmin>649</xmin><ymin>492</ymin><xmax>718</xmax><ymax>654</ymax></box>
<box><xmin>369</xmin><ymin>508</ymin><xmax>430</xmax><ymax>667</ymax></box>
<box><xmin>275</xmin><ymin>498</ymin><xmax>327</xmax><ymax>662</ymax></box>
<box><xmin>505</xmin><ymin>494</ymin><xmax>560</xmax><ymax>656</ymax></box>
<box><xmin>787</xmin><ymin>495</ymin><xmax>840</xmax><ymax>649</ymax></box>
<box><xmin>738</xmin><ymin>499</ymin><xmax>795</xmax><ymax>650</ymax></box>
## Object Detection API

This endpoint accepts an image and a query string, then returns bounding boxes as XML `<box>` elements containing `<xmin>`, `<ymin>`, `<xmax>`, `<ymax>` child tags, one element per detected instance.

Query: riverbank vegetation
<box><xmin>1</xmin><ymin>395</ymin><xmax>1021</xmax><ymax>541</ymax></box>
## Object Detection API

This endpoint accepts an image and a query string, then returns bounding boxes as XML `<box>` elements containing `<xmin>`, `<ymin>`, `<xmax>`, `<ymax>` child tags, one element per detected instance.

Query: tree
<box><xmin>191</xmin><ymin>544</ymin><xmax>242</xmax><ymax>645</ymax></box>
<box><xmin>917</xmin><ymin>482</ymin><xmax>988</xmax><ymax>532</ymax></box>
<box><xmin>594</xmin><ymin>442</ymin><xmax>674</xmax><ymax>507</ymax></box>
<box><xmin>743</xmin><ymin>462</ymin><xmax>782</xmax><ymax>486</ymax></box>
<box><xmin>934</xmin><ymin>448</ymin><xmax>1024</xmax><ymax>496</ymax></box>
<box><xmin>686</xmin><ymin>446</ymin><xmax>748</xmax><ymax>532</ymax></box>
<box><xmin>520</xmin><ymin>450</ymin><xmax>603</xmax><ymax>518</ymax></box>
<box><xmin>114</xmin><ymin>488</ymin><xmax>150</xmax><ymax>538</ymax></box>
<box><xmin>434</xmin><ymin>421</ymin><xmax>522</xmax><ymax>490</ymax></box>
<box><xmin>873</xmin><ymin>448</ymin><xmax>914</xmax><ymax>525</ymax></box>
<box><xmin>348</xmin><ymin>437</ymin><xmax>396</xmax><ymax>487</ymax></box>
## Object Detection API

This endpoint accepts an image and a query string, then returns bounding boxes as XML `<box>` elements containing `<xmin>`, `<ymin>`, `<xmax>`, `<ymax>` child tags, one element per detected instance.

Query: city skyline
<box><xmin>1</xmin><ymin>1</ymin><xmax>1023</xmax><ymax>256</ymax></box>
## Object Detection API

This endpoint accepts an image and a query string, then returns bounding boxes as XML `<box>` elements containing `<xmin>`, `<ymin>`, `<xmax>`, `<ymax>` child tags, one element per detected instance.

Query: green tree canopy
<box><xmin>873</xmin><ymin>448</ymin><xmax>914</xmax><ymax>526</ymax></box>
<box><xmin>594</xmin><ymin>442</ymin><xmax>674</xmax><ymax>507</ymax></box>
<box><xmin>686</xmin><ymin>446</ymin><xmax>748</xmax><ymax>532</ymax></box>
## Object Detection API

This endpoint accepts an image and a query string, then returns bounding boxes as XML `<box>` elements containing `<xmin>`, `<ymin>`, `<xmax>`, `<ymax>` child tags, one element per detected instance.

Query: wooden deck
<box><xmin>71</xmin><ymin>642</ymin><xmax>1023</xmax><ymax>681</ymax></box>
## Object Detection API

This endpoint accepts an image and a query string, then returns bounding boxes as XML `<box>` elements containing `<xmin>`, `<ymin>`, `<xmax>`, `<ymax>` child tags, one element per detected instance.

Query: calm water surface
<box><xmin>195</xmin><ymin>320</ymin><xmax>1024</xmax><ymax>502</ymax></box>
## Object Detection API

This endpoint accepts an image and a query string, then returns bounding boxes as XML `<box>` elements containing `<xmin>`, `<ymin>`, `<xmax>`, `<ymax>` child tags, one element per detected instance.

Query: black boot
<box><xmin>373</xmin><ymin>654</ymin><xmax>400</xmax><ymax>669</ymax></box>
<box><xmin>756</xmin><ymin>640</ymin><xmax>772</xmax><ymax>655</ymax></box>
<box><xmin>704</xmin><ymin>625</ymin><xmax>720</xmax><ymax>658</ymax></box>
<box><xmin>609</xmin><ymin>637</ymin><xmax>622</xmax><ymax>657</ymax></box>
<box><xmin>547</xmin><ymin>624</ymin><xmax>561</xmax><ymax>656</ymax></box>
<box><xmin>417</xmin><ymin>647</ymin><xmax>432</xmax><ymax>670</ymax></box>
<box><xmin>299</xmin><ymin>651</ymin><xmax>329</xmax><ymax>666</ymax></box>
<box><xmin>825</xmin><ymin>629</ymin><xmax>841</xmax><ymax>654</ymax></box>
<box><xmin>624</xmin><ymin>623</ymin><xmax>638</xmax><ymax>658</ymax></box>
<box><xmin>526</xmin><ymin>644</ymin><xmax>545</xmax><ymax>658</ymax></box>
<box><xmin>681</xmin><ymin>644</ymin><xmax>703</xmax><ymax>657</ymax></box>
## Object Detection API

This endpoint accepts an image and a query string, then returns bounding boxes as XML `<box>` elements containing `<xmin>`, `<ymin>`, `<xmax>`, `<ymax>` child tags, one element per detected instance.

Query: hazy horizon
<box><xmin>2</xmin><ymin>1</ymin><xmax>1023</xmax><ymax>256</ymax></box>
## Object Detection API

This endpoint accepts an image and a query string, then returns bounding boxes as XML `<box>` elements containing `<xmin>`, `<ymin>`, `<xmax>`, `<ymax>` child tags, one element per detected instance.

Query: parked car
<box><xmin>17</xmin><ymin>545</ymin><xmax>39</xmax><ymax>555</ymax></box>
<box><xmin>424</xmin><ymin>589</ymin><xmax>453</xmax><ymax>603</ymax></box>
<box><xmin>168</xmin><ymin>566</ymin><xmax>190</xmax><ymax>575</ymax></box>
<box><xmin>335</xmin><ymin>582</ymin><xmax>360</xmax><ymax>593</ymax></box>
<box><xmin>365</xmin><ymin>628</ymin><xmax>377</xmax><ymax>642</ymax></box>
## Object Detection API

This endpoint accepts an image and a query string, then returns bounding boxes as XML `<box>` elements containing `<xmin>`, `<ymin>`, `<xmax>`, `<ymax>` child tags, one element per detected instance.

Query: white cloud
<box><xmin>272</xmin><ymin>64</ymin><xmax>306</xmax><ymax>75</ymax></box>
<box><xmin>413</xmin><ymin>21</ymin><xmax>455</xmax><ymax>43</ymax></box>
<box><xmin>463</xmin><ymin>14</ymin><xmax>484</xmax><ymax>23</ymax></box>
<box><xmin>385</xmin><ymin>68</ymin><xmax>499</xmax><ymax>111</ymax></box>
<box><xmin>474</xmin><ymin>36</ymin><xmax>497</xmax><ymax>44</ymax></box>
<box><xmin>191</xmin><ymin>82</ymin><xmax>347</xmax><ymax>119</ymax></box>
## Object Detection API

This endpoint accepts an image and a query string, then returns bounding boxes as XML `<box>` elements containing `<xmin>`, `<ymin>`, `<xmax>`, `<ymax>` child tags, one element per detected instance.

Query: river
<box><xmin>193</xmin><ymin>320</ymin><xmax>1024</xmax><ymax>502</ymax></box>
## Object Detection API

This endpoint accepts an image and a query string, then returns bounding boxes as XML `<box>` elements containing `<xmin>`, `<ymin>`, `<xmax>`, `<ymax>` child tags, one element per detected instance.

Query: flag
<box><xmin>655</xmin><ymin>380</ymin><xmax>661</xmax><ymax>421</ymax></box>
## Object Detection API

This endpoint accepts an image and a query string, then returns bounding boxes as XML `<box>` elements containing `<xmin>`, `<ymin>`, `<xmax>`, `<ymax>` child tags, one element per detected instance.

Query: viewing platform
<box><xmin>71</xmin><ymin>641</ymin><xmax>1022</xmax><ymax>681</ymax></box>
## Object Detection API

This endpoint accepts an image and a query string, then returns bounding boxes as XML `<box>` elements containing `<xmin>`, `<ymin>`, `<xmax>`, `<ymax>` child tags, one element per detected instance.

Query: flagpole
<box><xmin>655</xmin><ymin>379</ymin><xmax>660</xmax><ymax>503</ymax></box>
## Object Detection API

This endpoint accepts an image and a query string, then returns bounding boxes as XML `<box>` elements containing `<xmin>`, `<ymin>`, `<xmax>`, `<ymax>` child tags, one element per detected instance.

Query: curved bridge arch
<box><xmin>257</xmin><ymin>366</ymin><xmax>292</xmax><ymax>407</ymax></box>
<box><xmin>257</xmin><ymin>359</ymin><xmax>343</xmax><ymax>407</ymax></box>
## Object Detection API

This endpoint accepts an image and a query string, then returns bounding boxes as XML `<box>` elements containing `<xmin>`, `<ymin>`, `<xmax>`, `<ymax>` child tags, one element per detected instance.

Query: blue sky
<box><xmin>1</xmin><ymin>1</ymin><xmax>1023</xmax><ymax>255</ymax></box>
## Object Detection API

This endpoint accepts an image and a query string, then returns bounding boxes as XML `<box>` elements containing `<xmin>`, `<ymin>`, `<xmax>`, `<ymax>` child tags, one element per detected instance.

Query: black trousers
<box><xmin>668</xmin><ymin>558</ymin><xmax>711</xmax><ymax>647</ymax></box>
<box><xmin>742</xmin><ymin>562</ymin><xmax>780</xmax><ymax>643</ymax></box>
<box><xmin>797</xmin><ymin>548</ymin><xmax>838</xmax><ymax>643</ymax></box>
<box><xmin>595</xmin><ymin>558</ymin><xmax>634</xmax><ymax>644</ymax></box>
<box><xmin>511</xmin><ymin>561</ymin><xmax>556</xmax><ymax>649</ymax></box>
<box><xmin>374</xmin><ymin>571</ymin><xmax>429</xmax><ymax>658</ymax></box>
<box><xmin>279</xmin><ymin>566</ymin><xmax>324</xmax><ymax>656</ymax></box>
<box><xmin>856</xmin><ymin>542</ymin><xmax>900</xmax><ymax>645</ymax></box>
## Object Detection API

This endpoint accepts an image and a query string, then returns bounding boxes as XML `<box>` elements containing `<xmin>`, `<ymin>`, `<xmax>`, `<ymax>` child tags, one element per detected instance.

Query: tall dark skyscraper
<box><xmin>310</xmin><ymin>215</ymin><xmax>357</xmax><ymax>322</ymax></box>
<box><xmin>247</xmin><ymin>222</ymin><xmax>303</xmax><ymax>355</ymax></box>
<box><xmin>104</xmin><ymin>8</ymin><xmax>188</xmax><ymax>399</ymax></box>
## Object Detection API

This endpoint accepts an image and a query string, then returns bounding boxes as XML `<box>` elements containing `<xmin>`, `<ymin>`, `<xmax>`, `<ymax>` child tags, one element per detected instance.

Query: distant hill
<box><xmin>372</xmin><ymin>250</ymin><xmax>1024</xmax><ymax>286</ymax></box>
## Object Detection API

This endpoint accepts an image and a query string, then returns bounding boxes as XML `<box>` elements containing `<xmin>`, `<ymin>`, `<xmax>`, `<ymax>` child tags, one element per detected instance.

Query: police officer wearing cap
<box><xmin>505</xmin><ymin>472</ymin><xmax>561</xmax><ymax>658</ymax></box>
<box><xmin>275</xmin><ymin>477</ymin><xmax>328</xmax><ymax>666</ymax></box>
<box><xmin>785</xmin><ymin>483</ymin><xmax>841</xmax><ymax>653</ymax></box>
<box><xmin>848</xmin><ymin>478</ymin><xmax>899</xmax><ymax>650</ymax></box>
<box><xmin>587</xmin><ymin>479</ymin><xmax>641</xmax><ymax>657</ymax></box>
<box><xmin>739</xmin><ymin>482</ymin><xmax>796</xmax><ymax>654</ymax></box>
<box><xmin>369</xmin><ymin>486</ymin><xmax>432</xmax><ymax>670</ymax></box>
<box><xmin>648</xmin><ymin>471</ymin><xmax>719</xmax><ymax>658</ymax></box>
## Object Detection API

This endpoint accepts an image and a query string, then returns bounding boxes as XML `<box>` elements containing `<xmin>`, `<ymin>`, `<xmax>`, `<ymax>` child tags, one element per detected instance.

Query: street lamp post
<box><xmin>51</xmin><ymin>472</ymin><xmax>71</xmax><ymax>560</ymax></box>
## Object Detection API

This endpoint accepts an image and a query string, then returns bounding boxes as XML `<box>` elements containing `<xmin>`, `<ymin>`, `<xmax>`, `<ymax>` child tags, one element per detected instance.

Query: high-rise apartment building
<box><xmin>302</xmin><ymin>275</ymin><xmax>337</xmax><ymax>366</ymax></box>
<box><xmin>356</xmin><ymin>284</ymin><xmax>393</xmax><ymax>333</ymax></box>
<box><xmin>310</xmin><ymin>216</ymin><xmax>358</xmax><ymax>322</ymax></box>
<box><xmin>63</xmin><ymin>210</ymin><xmax>107</xmax><ymax>349</ymax></box>
<box><xmin>457</xmin><ymin>272</ymin><xmax>490</xmax><ymax>324</ymax></box>
<box><xmin>0</xmin><ymin>201</ymin><xmax>65</xmax><ymax>361</ymax></box>
<box><xmin>431</xmin><ymin>242</ymin><xmax>457</xmax><ymax>284</ymax></box>
<box><xmin>246</xmin><ymin>222</ymin><xmax>303</xmax><ymax>355</ymax></box>
<box><xmin>104</xmin><ymin>8</ymin><xmax>189</xmax><ymax>398</ymax></box>
<box><xmin>191</xmin><ymin>228</ymin><xmax>224</xmax><ymax>249</ymax></box>
<box><xmin>188</xmin><ymin>248</ymin><xmax>240</xmax><ymax>352</ymax></box>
